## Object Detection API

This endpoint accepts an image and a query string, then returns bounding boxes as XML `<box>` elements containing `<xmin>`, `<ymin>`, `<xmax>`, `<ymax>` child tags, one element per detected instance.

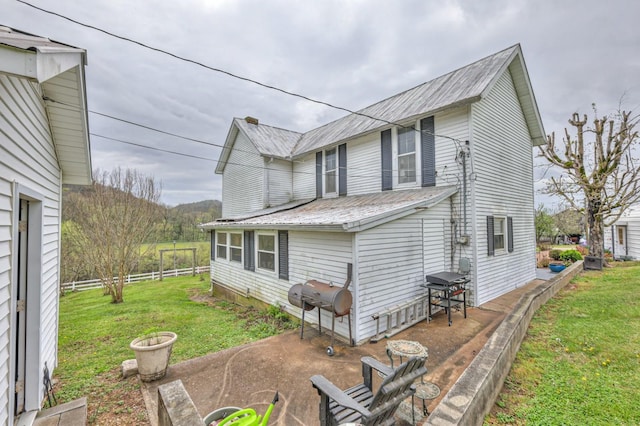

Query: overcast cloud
<box><xmin>4</xmin><ymin>0</ymin><xmax>640</xmax><ymax>207</ymax></box>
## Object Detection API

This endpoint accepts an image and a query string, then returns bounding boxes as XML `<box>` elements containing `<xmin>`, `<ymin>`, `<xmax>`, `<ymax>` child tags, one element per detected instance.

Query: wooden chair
<box><xmin>310</xmin><ymin>356</ymin><xmax>427</xmax><ymax>425</ymax></box>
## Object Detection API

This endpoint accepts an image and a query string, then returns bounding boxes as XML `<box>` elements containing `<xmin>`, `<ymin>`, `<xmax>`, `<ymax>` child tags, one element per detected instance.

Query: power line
<box><xmin>17</xmin><ymin>0</ymin><xmax>464</xmax><ymax>145</ymax></box>
<box><xmin>46</xmin><ymin>98</ymin><xmax>467</xmax><ymax>178</ymax></box>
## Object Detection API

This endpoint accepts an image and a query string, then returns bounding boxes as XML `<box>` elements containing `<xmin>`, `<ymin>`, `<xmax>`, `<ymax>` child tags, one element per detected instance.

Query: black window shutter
<box><xmin>507</xmin><ymin>216</ymin><xmax>514</xmax><ymax>253</ymax></box>
<box><xmin>487</xmin><ymin>216</ymin><xmax>495</xmax><ymax>256</ymax></box>
<box><xmin>316</xmin><ymin>151</ymin><xmax>323</xmax><ymax>198</ymax></box>
<box><xmin>244</xmin><ymin>230</ymin><xmax>255</xmax><ymax>271</ymax></box>
<box><xmin>278</xmin><ymin>230</ymin><xmax>289</xmax><ymax>280</ymax></box>
<box><xmin>421</xmin><ymin>116</ymin><xmax>436</xmax><ymax>187</ymax></box>
<box><xmin>338</xmin><ymin>143</ymin><xmax>347</xmax><ymax>196</ymax></box>
<box><xmin>210</xmin><ymin>230</ymin><xmax>215</xmax><ymax>261</ymax></box>
<box><xmin>381</xmin><ymin>129</ymin><xmax>392</xmax><ymax>191</ymax></box>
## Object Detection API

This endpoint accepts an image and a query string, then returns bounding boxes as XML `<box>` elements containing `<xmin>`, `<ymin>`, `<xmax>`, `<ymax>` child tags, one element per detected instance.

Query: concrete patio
<box><xmin>141</xmin><ymin>267</ymin><xmax>576</xmax><ymax>425</ymax></box>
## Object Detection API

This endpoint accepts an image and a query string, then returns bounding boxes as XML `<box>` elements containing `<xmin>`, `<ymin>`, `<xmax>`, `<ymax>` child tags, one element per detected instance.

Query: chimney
<box><xmin>244</xmin><ymin>116</ymin><xmax>259</xmax><ymax>125</ymax></box>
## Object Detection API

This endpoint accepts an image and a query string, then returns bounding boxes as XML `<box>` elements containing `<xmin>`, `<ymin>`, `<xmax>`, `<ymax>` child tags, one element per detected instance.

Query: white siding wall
<box><xmin>626</xmin><ymin>217</ymin><xmax>640</xmax><ymax>259</ymax></box>
<box><xmin>471</xmin><ymin>70</ymin><xmax>537</xmax><ymax>305</ymax></box>
<box><xmin>355</xmin><ymin>200</ymin><xmax>452</xmax><ymax>342</ymax></box>
<box><xmin>265</xmin><ymin>158</ymin><xmax>292</xmax><ymax>207</ymax></box>
<box><xmin>292</xmin><ymin>152</ymin><xmax>316</xmax><ymax>200</ymax></box>
<box><xmin>346</xmin><ymin>133</ymin><xmax>380</xmax><ymax>195</ymax></box>
<box><xmin>211</xmin><ymin>231</ymin><xmax>354</xmax><ymax>338</ymax></box>
<box><xmin>221</xmin><ymin>131</ymin><xmax>265</xmax><ymax>217</ymax></box>
<box><xmin>291</xmin><ymin>109</ymin><xmax>470</xmax><ymax>200</ymax></box>
<box><xmin>0</xmin><ymin>74</ymin><xmax>63</xmax><ymax>420</ymax></box>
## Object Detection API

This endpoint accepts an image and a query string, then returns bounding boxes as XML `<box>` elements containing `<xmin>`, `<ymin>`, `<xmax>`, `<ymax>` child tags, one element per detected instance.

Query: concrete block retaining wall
<box><xmin>425</xmin><ymin>262</ymin><xmax>583</xmax><ymax>425</ymax></box>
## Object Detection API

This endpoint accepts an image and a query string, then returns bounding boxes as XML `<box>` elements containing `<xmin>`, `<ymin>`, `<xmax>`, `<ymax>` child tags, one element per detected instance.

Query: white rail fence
<box><xmin>61</xmin><ymin>266</ymin><xmax>210</xmax><ymax>292</ymax></box>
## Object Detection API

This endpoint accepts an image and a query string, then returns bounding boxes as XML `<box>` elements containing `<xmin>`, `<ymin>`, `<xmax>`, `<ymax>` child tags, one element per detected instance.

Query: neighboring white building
<box><xmin>202</xmin><ymin>44</ymin><xmax>545</xmax><ymax>344</ymax></box>
<box><xmin>605</xmin><ymin>207</ymin><xmax>640</xmax><ymax>260</ymax></box>
<box><xmin>0</xmin><ymin>26</ymin><xmax>91</xmax><ymax>425</ymax></box>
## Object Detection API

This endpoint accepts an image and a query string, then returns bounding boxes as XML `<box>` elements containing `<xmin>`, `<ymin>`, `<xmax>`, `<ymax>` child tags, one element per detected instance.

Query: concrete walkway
<box><xmin>141</xmin><ymin>269</ymin><xmax>568</xmax><ymax>425</ymax></box>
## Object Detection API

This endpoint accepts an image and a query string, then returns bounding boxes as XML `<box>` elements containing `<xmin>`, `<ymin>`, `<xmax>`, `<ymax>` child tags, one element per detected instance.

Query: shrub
<box><xmin>538</xmin><ymin>257</ymin><xmax>550</xmax><ymax>268</ymax></box>
<box><xmin>559</xmin><ymin>249</ymin><xmax>583</xmax><ymax>264</ymax></box>
<box><xmin>575</xmin><ymin>245</ymin><xmax>589</xmax><ymax>256</ymax></box>
<box><xmin>549</xmin><ymin>249</ymin><xmax>563</xmax><ymax>260</ymax></box>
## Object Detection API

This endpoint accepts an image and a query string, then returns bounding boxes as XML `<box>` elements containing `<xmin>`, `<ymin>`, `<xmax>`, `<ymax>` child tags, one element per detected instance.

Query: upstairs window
<box><xmin>397</xmin><ymin>127</ymin><xmax>416</xmax><ymax>184</ymax></box>
<box><xmin>325</xmin><ymin>148</ymin><xmax>337</xmax><ymax>194</ymax></box>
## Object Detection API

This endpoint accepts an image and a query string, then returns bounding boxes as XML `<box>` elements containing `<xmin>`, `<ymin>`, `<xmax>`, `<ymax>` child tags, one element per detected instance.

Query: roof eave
<box><xmin>215</xmin><ymin>121</ymin><xmax>240</xmax><ymax>174</ymax></box>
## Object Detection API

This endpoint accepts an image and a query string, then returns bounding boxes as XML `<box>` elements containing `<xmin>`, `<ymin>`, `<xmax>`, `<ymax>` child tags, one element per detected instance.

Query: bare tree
<box><xmin>67</xmin><ymin>168</ymin><xmax>162</xmax><ymax>303</ymax></box>
<box><xmin>539</xmin><ymin>107</ymin><xmax>639</xmax><ymax>260</ymax></box>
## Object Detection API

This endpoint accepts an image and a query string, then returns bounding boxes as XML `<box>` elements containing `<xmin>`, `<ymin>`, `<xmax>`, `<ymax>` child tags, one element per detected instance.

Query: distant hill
<box><xmin>170</xmin><ymin>199</ymin><xmax>222</xmax><ymax>215</ymax></box>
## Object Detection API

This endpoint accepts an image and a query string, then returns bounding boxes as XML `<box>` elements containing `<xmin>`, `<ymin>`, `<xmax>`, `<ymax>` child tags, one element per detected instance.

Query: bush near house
<box><xmin>559</xmin><ymin>249</ymin><xmax>583</xmax><ymax>264</ymax></box>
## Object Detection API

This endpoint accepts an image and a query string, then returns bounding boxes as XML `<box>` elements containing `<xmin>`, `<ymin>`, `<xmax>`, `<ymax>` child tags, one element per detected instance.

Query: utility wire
<box><xmin>46</xmin><ymin>98</ymin><xmax>468</xmax><ymax>178</ymax></box>
<box><xmin>18</xmin><ymin>0</ymin><xmax>464</xmax><ymax>145</ymax></box>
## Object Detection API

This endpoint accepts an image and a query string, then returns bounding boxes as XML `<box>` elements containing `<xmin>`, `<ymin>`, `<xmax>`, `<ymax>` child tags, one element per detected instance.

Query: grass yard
<box><xmin>485</xmin><ymin>262</ymin><xmax>640</xmax><ymax>425</ymax></box>
<box><xmin>56</xmin><ymin>274</ymin><xmax>295</xmax><ymax>424</ymax></box>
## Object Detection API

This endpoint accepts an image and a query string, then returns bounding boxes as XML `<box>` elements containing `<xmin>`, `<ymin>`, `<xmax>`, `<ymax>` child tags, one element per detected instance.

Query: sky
<box><xmin>3</xmin><ymin>0</ymin><xmax>640</xmax><ymax>208</ymax></box>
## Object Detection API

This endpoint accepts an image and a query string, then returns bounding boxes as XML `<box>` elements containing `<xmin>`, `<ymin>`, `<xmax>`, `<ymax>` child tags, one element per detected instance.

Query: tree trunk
<box><xmin>111</xmin><ymin>276</ymin><xmax>124</xmax><ymax>303</ymax></box>
<box><xmin>587</xmin><ymin>199</ymin><xmax>605</xmax><ymax>259</ymax></box>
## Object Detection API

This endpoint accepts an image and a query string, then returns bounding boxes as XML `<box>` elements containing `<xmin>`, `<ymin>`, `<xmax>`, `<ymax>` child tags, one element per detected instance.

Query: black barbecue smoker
<box><xmin>287</xmin><ymin>263</ymin><xmax>354</xmax><ymax>356</ymax></box>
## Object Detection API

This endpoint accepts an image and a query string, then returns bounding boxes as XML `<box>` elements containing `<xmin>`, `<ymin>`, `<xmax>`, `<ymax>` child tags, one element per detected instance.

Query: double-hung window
<box><xmin>397</xmin><ymin>127</ymin><xmax>416</xmax><ymax>184</ymax></box>
<box><xmin>493</xmin><ymin>217</ymin><xmax>506</xmax><ymax>251</ymax></box>
<box><xmin>325</xmin><ymin>148</ymin><xmax>337</xmax><ymax>194</ymax></box>
<box><xmin>257</xmin><ymin>233</ymin><xmax>276</xmax><ymax>271</ymax></box>
<box><xmin>487</xmin><ymin>216</ymin><xmax>514</xmax><ymax>256</ymax></box>
<box><xmin>229</xmin><ymin>232</ymin><xmax>242</xmax><ymax>263</ymax></box>
<box><xmin>216</xmin><ymin>232</ymin><xmax>227</xmax><ymax>259</ymax></box>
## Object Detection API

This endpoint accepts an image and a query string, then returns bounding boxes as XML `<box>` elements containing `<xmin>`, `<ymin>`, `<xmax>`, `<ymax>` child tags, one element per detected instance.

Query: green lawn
<box><xmin>486</xmin><ymin>262</ymin><xmax>640</xmax><ymax>425</ymax></box>
<box><xmin>56</xmin><ymin>275</ymin><xmax>295</xmax><ymax>416</ymax></box>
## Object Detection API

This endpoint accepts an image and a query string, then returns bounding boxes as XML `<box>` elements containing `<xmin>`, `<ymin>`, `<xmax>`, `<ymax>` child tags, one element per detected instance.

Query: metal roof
<box><xmin>292</xmin><ymin>45</ymin><xmax>520</xmax><ymax>155</ymax></box>
<box><xmin>202</xmin><ymin>186</ymin><xmax>457</xmax><ymax>232</ymax></box>
<box><xmin>0</xmin><ymin>25</ymin><xmax>91</xmax><ymax>185</ymax></box>
<box><xmin>235</xmin><ymin>118</ymin><xmax>301</xmax><ymax>158</ymax></box>
<box><xmin>216</xmin><ymin>44</ymin><xmax>545</xmax><ymax>172</ymax></box>
<box><xmin>0</xmin><ymin>25</ymin><xmax>83</xmax><ymax>54</ymax></box>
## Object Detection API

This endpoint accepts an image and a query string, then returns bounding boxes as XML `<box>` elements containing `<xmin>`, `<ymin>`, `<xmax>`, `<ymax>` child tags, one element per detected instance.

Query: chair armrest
<box><xmin>361</xmin><ymin>356</ymin><xmax>393</xmax><ymax>377</ymax></box>
<box><xmin>310</xmin><ymin>375</ymin><xmax>372</xmax><ymax>417</ymax></box>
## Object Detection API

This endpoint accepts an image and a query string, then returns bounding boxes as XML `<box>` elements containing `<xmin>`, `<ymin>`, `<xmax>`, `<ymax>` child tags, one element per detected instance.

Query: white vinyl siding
<box><xmin>264</xmin><ymin>157</ymin><xmax>292</xmax><ymax>208</ymax></box>
<box><xmin>471</xmin><ymin>69</ymin><xmax>536</xmax><ymax>305</ymax></box>
<box><xmin>210</xmin><ymin>231</ymin><xmax>352</xmax><ymax>334</ymax></box>
<box><xmin>346</xmin><ymin>134</ymin><xmax>380</xmax><ymax>196</ymax></box>
<box><xmin>355</xmin><ymin>201</ymin><xmax>451</xmax><ymax>342</ymax></box>
<box><xmin>292</xmin><ymin>152</ymin><xmax>316</xmax><ymax>200</ymax></box>
<box><xmin>221</xmin><ymin>131</ymin><xmax>265</xmax><ymax>217</ymax></box>
<box><xmin>0</xmin><ymin>73</ymin><xmax>64</xmax><ymax>418</ymax></box>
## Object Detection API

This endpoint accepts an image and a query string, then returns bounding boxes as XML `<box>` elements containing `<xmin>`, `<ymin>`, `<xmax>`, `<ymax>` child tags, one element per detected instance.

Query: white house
<box><xmin>202</xmin><ymin>44</ymin><xmax>545</xmax><ymax>344</ymax></box>
<box><xmin>0</xmin><ymin>26</ymin><xmax>91</xmax><ymax>424</ymax></box>
<box><xmin>605</xmin><ymin>207</ymin><xmax>640</xmax><ymax>260</ymax></box>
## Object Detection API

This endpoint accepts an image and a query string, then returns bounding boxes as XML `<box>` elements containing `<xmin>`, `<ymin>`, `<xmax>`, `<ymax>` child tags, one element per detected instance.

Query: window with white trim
<box><xmin>494</xmin><ymin>217</ymin><xmax>506</xmax><ymax>251</ymax></box>
<box><xmin>229</xmin><ymin>232</ymin><xmax>242</xmax><ymax>263</ymax></box>
<box><xmin>397</xmin><ymin>127</ymin><xmax>416</xmax><ymax>184</ymax></box>
<box><xmin>216</xmin><ymin>232</ymin><xmax>227</xmax><ymax>259</ymax></box>
<box><xmin>257</xmin><ymin>233</ymin><xmax>276</xmax><ymax>271</ymax></box>
<box><xmin>325</xmin><ymin>147</ymin><xmax>337</xmax><ymax>194</ymax></box>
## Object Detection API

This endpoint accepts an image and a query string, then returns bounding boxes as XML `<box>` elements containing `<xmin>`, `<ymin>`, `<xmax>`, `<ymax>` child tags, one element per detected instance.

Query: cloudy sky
<box><xmin>4</xmin><ymin>0</ymin><xmax>640</xmax><ymax>207</ymax></box>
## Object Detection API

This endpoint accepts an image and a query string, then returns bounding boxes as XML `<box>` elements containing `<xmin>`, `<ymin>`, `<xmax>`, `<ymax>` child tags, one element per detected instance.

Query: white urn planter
<box><xmin>129</xmin><ymin>331</ymin><xmax>177</xmax><ymax>382</ymax></box>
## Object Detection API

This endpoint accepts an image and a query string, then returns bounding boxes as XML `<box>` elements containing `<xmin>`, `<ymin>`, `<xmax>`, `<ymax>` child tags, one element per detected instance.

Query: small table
<box><xmin>415</xmin><ymin>382</ymin><xmax>440</xmax><ymax>415</ymax></box>
<box><xmin>385</xmin><ymin>340</ymin><xmax>429</xmax><ymax>368</ymax></box>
